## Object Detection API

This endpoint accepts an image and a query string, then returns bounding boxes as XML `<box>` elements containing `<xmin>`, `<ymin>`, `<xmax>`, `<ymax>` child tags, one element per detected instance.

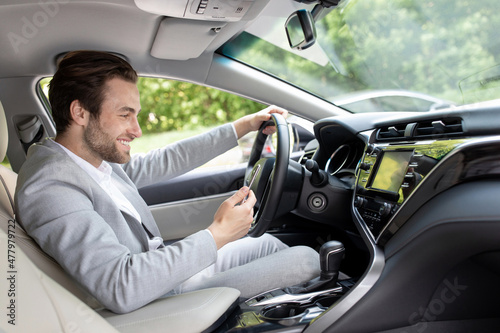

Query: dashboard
<box><xmin>217</xmin><ymin>105</ymin><xmax>500</xmax><ymax>333</ymax></box>
<box><xmin>311</xmin><ymin>105</ymin><xmax>500</xmax><ymax>246</ymax></box>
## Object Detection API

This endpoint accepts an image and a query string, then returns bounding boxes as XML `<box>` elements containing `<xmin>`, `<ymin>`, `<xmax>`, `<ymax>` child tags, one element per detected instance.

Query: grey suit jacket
<box><xmin>15</xmin><ymin>124</ymin><xmax>238</xmax><ymax>313</ymax></box>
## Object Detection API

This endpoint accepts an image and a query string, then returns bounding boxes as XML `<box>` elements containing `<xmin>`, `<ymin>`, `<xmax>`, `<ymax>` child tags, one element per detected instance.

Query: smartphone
<box><xmin>242</xmin><ymin>164</ymin><xmax>261</xmax><ymax>203</ymax></box>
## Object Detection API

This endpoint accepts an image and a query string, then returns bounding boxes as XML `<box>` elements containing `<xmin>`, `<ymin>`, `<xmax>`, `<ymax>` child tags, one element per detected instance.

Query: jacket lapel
<box><xmin>110</xmin><ymin>169</ymin><xmax>162</xmax><ymax>239</ymax></box>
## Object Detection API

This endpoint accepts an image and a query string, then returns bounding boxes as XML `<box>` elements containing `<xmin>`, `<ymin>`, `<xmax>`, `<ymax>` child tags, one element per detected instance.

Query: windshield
<box><xmin>220</xmin><ymin>0</ymin><xmax>500</xmax><ymax>113</ymax></box>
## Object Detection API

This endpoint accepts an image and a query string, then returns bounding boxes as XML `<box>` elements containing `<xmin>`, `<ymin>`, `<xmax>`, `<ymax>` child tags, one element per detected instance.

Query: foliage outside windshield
<box><xmin>221</xmin><ymin>0</ymin><xmax>500</xmax><ymax>112</ymax></box>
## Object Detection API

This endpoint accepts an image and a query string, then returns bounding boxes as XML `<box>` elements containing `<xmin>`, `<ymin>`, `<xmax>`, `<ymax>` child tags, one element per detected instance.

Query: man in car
<box><xmin>14</xmin><ymin>50</ymin><xmax>320</xmax><ymax>314</ymax></box>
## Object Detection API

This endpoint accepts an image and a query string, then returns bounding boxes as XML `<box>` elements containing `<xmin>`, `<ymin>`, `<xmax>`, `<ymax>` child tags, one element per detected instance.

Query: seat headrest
<box><xmin>0</xmin><ymin>101</ymin><xmax>7</xmax><ymax>162</ymax></box>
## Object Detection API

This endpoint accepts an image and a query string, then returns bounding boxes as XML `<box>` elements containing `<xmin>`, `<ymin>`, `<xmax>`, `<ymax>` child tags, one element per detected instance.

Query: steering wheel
<box><xmin>246</xmin><ymin>113</ymin><xmax>290</xmax><ymax>237</ymax></box>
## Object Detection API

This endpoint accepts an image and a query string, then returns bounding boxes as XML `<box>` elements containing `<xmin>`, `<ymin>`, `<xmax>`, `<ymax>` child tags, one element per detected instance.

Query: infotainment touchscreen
<box><xmin>368</xmin><ymin>150</ymin><xmax>414</xmax><ymax>193</ymax></box>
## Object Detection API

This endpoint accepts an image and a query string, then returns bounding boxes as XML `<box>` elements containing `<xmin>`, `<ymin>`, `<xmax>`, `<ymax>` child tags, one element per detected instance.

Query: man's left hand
<box><xmin>233</xmin><ymin>105</ymin><xmax>288</xmax><ymax>139</ymax></box>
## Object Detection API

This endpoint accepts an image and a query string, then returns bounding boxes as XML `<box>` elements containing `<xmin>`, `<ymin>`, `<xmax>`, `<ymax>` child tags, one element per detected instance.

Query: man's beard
<box><xmin>83</xmin><ymin>117</ymin><xmax>131</xmax><ymax>164</ymax></box>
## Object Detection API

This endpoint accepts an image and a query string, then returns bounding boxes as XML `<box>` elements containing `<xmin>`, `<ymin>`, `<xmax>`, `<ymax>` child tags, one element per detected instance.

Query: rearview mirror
<box><xmin>285</xmin><ymin>9</ymin><xmax>316</xmax><ymax>50</ymax></box>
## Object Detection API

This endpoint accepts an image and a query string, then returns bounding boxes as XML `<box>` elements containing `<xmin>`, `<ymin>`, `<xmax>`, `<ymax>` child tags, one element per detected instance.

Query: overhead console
<box><xmin>135</xmin><ymin>0</ymin><xmax>269</xmax><ymax>60</ymax></box>
<box><xmin>134</xmin><ymin>0</ymin><xmax>258</xmax><ymax>21</ymax></box>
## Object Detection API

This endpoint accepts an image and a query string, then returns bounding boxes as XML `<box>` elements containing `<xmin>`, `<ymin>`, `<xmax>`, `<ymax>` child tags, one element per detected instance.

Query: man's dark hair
<box><xmin>48</xmin><ymin>50</ymin><xmax>138</xmax><ymax>133</ymax></box>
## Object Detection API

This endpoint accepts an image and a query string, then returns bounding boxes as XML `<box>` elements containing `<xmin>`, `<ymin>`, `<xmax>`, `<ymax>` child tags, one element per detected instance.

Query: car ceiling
<box><xmin>0</xmin><ymin>0</ymin><xmax>271</xmax><ymax>80</ymax></box>
<box><xmin>0</xmin><ymin>0</ymin><xmax>346</xmax><ymax>142</ymax></box>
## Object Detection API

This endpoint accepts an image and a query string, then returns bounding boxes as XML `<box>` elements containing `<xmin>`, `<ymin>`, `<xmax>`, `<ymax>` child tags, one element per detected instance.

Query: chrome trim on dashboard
<box><xmin>250</xmin><ymin>286</ymin><xmax>343</xmax><ymax>307</ymax></box>
<box><xmin>305</xmin><ymin>206</ymin><xmax>385</xmax><ymax>332</ymax></box>
<box><xmin>325</xmin><ymin>144</ymin><xmax>351</xmax><ymax>175</ymax></box>
<box><xmin>305</xmin><ymin>129</ymin><xmax>386</xmax><ymax>333</ymax></box>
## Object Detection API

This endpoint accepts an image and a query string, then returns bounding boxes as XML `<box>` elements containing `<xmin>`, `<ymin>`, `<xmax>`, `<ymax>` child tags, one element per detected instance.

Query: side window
<box><xmin>1</xmin><ymin>157</ymin><xmax>11</xmax><ymax>170</ymax></box>
<box><xmin>38</xmin><ymin>76</ymin><xmax>266</xmax><ymax>168</ymax></box>
<box><xmin>133</xmin><ymin>77</ymin><xmax>265</xmax><ymax>168</ymax></box>
<box><xmin>39</xmin><ymin>77</ymin><xmax>51</xmax><ymax>98</ymax></box>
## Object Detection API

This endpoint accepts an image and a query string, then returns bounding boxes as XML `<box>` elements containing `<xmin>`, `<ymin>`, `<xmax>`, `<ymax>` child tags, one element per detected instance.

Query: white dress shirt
<box><xmin>54</xmin><ymin>140</ymin><xmax>163</xmax><ymax>250</ymax></box>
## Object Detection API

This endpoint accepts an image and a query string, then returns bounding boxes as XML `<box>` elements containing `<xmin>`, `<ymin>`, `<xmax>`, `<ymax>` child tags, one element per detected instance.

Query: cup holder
<box><xmin>259</xmin><ymin>295</ymin><xmax>342</xmax><ymax>326</ymax></box>
<box><xmin>262</xmin><ymin>303</ymin><xmax>306</xmax><ymax>319</ymax></box>
<box><xmin>260</xmin><ymin>303</ymin><xmax>309</xmax><ymax>326</ymax></box>
<box><xmin>315</xmin><ymin>295</ymin><xmax>341</xmax><ymax>308</ymax></box>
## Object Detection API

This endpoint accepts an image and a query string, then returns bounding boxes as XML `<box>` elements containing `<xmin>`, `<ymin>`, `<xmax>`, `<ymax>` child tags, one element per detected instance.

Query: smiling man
<box><xmin>59</xmin><ymin>77</ymin><xmax>142</xmax><ymax>167</ymax></box>
<box><xmin>14</xmin><ymin>51</ymin><xmax>320</xmax><ymax>313</ymax></box>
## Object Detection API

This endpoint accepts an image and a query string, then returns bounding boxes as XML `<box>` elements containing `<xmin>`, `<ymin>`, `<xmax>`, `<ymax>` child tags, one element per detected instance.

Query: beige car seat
<box><xmin>0</xmin><ymin>101</ymin><xmax>240</xmax><ymax>332</ymax></box>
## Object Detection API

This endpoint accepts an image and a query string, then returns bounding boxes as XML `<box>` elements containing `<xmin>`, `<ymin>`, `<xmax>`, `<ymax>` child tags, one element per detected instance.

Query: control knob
<box><xmin>378</xmin><ymin>202</ymin><xmax>393</xmax><ymax>217</ymax></box>
<box><xmin>365</xmin><ymin>144</ymin><xmax>381</xmax><ymax>155</ymax></box>
<box><xmin>354</xmin><ymin>196</ymin><xmax>367</xmax><ymax>208</ymax></box>
<box><xmin>359</xmin><ymin>162</ymin><xmax>371</xmax><ymax>171</ymax></box>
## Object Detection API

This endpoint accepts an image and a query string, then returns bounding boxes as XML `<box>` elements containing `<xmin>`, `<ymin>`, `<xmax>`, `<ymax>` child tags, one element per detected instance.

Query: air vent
<box><xmin>413</xmin><ymin>118</ymin><xmax>463</xmax><ymax>138</ymax></box>
<box><xmin>376</xmin><ymin>123</ymin><xmax>408</xmax><ymax>141</ymax></box>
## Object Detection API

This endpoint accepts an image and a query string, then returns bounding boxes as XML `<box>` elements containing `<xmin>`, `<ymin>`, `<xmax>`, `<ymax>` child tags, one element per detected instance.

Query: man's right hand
<box><xmin>208</xmin><ymin>187</ymin><xmax>256</xmax><ymax>249</ymax></box>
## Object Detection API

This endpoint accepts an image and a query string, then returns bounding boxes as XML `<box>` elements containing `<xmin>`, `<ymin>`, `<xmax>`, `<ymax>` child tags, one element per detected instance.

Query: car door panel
<box><xmin>139</xmin><ymin>164</ymin><xmax>245</xmax><ymax>240</ymax></box>
<box><xmin>149</xmin><ymin>192</ymin><xmax>234</xmax><ymax>241</ymax></box>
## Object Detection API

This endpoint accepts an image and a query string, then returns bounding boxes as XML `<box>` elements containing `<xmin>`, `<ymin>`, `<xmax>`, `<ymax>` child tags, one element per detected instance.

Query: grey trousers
<box><xmin>172</xmin><ymin>233</ymin><xmax>321</xmax><ymax>298</ymax></box>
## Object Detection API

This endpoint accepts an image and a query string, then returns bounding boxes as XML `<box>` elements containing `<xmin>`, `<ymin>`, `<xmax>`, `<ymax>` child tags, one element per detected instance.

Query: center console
<box><xmin>354</xmin><ymin>137</ymin><xmax>472</xmax><ymax>241</ymax></box>
<box><xmin>215</xmin><ymin>241</ymin><xmax>355</xmax><ymax>332</ymax></box>
<box><xmin>215</xmin><ymin>280</ymin><xmax>354</xmax><ymax>332</ymax></box>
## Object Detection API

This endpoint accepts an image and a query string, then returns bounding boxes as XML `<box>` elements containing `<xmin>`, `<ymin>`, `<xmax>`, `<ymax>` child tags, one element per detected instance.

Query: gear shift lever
<box><xmin>284</xmin><ymin>240</ymin><xmax>345</xmax><ymax>294</ymax></box>
<box><xmin>320</xmin><ymin>240</ymin><xmax>345</xmax><ymax>281</ymax></box>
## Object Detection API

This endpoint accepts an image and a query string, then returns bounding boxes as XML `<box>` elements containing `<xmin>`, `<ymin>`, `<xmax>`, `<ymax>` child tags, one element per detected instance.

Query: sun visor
<box><xmin>151</xmin><ymin>18</ymin><xmax>227</xmax><ymax>60</ymax></box>
<box><xmin>135</xmin><ymin>0</ymin><xmax>256</xmax><ymax>22</ymax></box>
